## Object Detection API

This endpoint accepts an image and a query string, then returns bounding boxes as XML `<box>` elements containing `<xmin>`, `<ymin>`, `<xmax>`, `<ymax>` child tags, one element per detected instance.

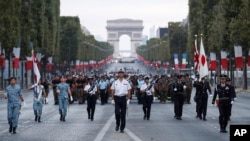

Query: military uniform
<box><xmin>85</xmin><ymin>77</ymin><xmax>98</xmax><ymax>121</ymax></box>
<box><xmin>5</xmin><ymin>77</ymin><xmax>24</xmax><ymax>134</ymax></box>
<box><xmin>140</xmin><ymin>76</ymin><xmax>155</xmax><ymax>120</ymax></box>
<box><xmin>226</xmin><ymin>78</ymin><xmax>236</xmax><ymax>121</ymax></box>
<box><xmin>29</xmin><ymin>83</ymin><xmax>45</xmax><ymax>122</ymax></box>
<box><xmin>158</xmin><ymin>76</ymin><xmax>168</xmax><ymax>103</ymax></box>
<box><xmin>184</xmin><ymin>74</ymin><xmax>193</xmax><ymax>104</ymax></box>
<box><xmin>57</xmin><ymin>76</ymin><xmax>72</xmax><ymax>122</ymax></box>
<box><xmin>195</xmin><ymin>78</ymin><xmax>211</xmax><ymax>120</ymax></box>
<box><xmin>173</xmin><ymin>75</ymin><xmax>186</xmax><ymax>120</ymax></box>
<box><xmin>212</xmin><ymin>74</ymin><xmax>234</xmax><ymax>133</ymax></box>
<box><xmin>52</xmin><ymin>76</ymin><xmax>60</xmax><ymax>105</ymax></box>
<box><xmin>111</xmin><ymin>69</ymin><xmax>131</xmax><ymax>133</ymax></box>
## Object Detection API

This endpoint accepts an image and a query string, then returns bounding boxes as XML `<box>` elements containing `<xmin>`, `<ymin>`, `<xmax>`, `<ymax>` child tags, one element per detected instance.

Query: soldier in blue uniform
<box><xmin>28</xmin><ymin>80</ymin><xmax>45</xmax><ymax>122</ymax></box>
<box><xmin>212</xmin><ymin>74</ymin><xmax>234</xmax><ymax>133</ymax></box>
<box><xmin>84</xmin><ymin>76</ymin><xmax>98</xmax><ymax>121</ymax></box>
<box><xmin>56</xmin><ymin>76</ymin><xmax>73</xmax><ymax>122</ymax></box>
<box><xmin>5</xmin><ymin>77</ymin><xmax>24</xmax><ymax>134</ymax></box>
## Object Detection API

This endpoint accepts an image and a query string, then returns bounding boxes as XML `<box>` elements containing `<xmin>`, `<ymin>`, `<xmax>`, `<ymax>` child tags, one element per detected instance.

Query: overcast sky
<box><xmin>60</xmin><ymin>0</ymin><xmax>189</xmax><ymax>41</ymax></box>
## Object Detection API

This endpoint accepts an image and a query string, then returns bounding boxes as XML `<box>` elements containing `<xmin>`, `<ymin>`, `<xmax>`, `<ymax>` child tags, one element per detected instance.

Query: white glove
<box><xmin>56</xmin><ymin>89</ymin><xmax>60</xmax><ymax>93</ymax></box>
<box><xmin>4</xmin><ymin>93</ymin><xmax>7</xmax><ymax>99</ymax></box>
<box><xmin>70</xmin><ymin>96</ymin><xmax>73</xmax><ymax>101</ymax></box>
<box><xmin>183</xmin><ymin>85</ymin><xmax>187</xmax><ymax>89</ymax></box>
<box><xmin>127</xmin><ymin>99</ymin><xmax>130</xmax><ymax>106</ymax></box>
<box><xmin>111</xmin><ymin>100</ymin><xmax>115</xmax><ymax>105</ymax></box>
<box><xmin>22</xmin><ymin>101</ymin><xmax>27</xmax><ymax>108</ymax></box>
<box><xmin>174</xmin><ymin>88</ymin><xmax>177</xmax><ymax>91</ymax></box>
<box><xmin>153</xmin><ymin>97</ymin><xmax>156</xmax><ymax>102</ymax></box>
<box><xmin>231</xmin><ymin>101</ymin><xmax>234</xmax><ymax>105</ymax></box>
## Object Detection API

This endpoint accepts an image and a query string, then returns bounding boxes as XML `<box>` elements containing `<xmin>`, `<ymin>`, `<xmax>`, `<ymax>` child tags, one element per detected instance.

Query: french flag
<box><xmin>174</xmin><ymin>54</ymin><xmax>179</xmax><ymax>69</ymax></box>
<box><xmin>181</xmin><ymin>53</ymin><xmax>187</xmax><ymax>69</ymax></box>
<box><xmin>209</xmin><ymin>52</ymin><xmax>217</xmax><ymax>70</ymax></box>
<box><xmin>234</xmin><ymin>45</ymin><xmax>243</xmax><ymax>69</ymax></box>
<box><xmin>220</xmin><ymin>51</ymin><xmax>228</xmax><ymax>70</ymax></box>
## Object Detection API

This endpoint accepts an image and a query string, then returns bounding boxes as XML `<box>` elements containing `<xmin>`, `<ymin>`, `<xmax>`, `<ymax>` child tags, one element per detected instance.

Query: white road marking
<box><xmin>125</xmin><ymin>128</ymin><xmax>143</xmax><ymax>141</ymax></box>
<box><xmin>93</xmin><ymin>113</ymin><xmax>143</xmax><ymax>141</ymax></box>
<box><xmin>93</xmin><ymin>114</ymin><xmax>115</xmax><ymax>141</ymax></box>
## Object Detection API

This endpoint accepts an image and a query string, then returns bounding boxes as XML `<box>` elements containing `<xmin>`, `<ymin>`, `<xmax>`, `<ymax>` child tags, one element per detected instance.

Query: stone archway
<box><xmin>106</xmin><ymin>19</ymin><xmax>144</xmax><ymax>58</ymax></box>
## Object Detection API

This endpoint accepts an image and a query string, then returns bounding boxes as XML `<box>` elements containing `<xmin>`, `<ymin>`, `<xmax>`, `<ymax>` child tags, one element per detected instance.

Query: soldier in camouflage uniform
<box><xmin>157</xmin><ymin>75</ymin><xmax>169</xmax><ymax>103</ymax></box>
<box><xmin>167</xmin><ymin>76</ymin><xmax>176</xmax><ymax>102</ymax></box>
<box><xmin>184</xmin><ymin>74</ymin><xmax>193</xmax><ymax>104</ymax></box>
<box><xmin>76</xmin><ymin>75</ymin><xmax>86</xmax><ymax>104</ymax></box>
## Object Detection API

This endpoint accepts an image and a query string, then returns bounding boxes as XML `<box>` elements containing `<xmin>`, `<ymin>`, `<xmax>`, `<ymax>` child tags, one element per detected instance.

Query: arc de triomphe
<box><xmin>106</xmin><ymin>19</ymin><xmax>144</xmax><ymax>58</ymax></box>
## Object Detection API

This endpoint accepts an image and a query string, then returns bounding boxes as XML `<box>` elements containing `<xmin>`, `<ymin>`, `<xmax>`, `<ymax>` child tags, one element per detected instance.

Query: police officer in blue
<box><xmin>5</xmin><ymin>77</ymin><xmax>25</xmax><ymax>134</ymax></box>
<box><xmin>56</xmin><ymin>76</ymin><xmax>73</xmax><ymax>122</ymax></box>
<box><xmin>212</xmin><ymin>74</ymin><xmax>234</xmax><ymax>133</ymax></box>
<box><xmin>173</xmin><ymin>74</ymin><xmax>186</xmax><ymax>120</ymax></box>
<box><xmin>28</xmin><ymin>80</ymin><xmax>45</xmax><ymax>122</ymax></box>
<box><xmin>84</xmin><ymin>76</ymin><xmax>98</xmax><ymax>121</ymax></box>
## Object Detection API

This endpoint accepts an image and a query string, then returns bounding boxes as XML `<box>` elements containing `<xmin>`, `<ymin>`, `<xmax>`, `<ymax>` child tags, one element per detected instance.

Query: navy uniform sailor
<box><xmin>111</xmin><ymin>69</ymin><xmax>131</xmax><ymax>133</ymax></box>
<box><xmin>5</xmin><ymin>77</ymin><xmax>25</xmax><ymax>134</ymax></box>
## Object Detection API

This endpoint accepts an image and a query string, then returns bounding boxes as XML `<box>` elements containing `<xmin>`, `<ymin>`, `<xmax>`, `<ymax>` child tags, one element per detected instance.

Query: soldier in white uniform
<box><xmin>111</xmin><ymin>69</ymin><xmax>131</xmax><ymax>133</ymax></box>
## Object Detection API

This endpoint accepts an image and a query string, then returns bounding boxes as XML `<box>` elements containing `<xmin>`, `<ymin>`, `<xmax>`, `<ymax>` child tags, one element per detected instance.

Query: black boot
<box><xmin>60</xmin><ymin>115</ymin><xmax>62</xmax><ymax>121</ymax></box>
<box><xmin>38</xmin><ymin>116</ymin><xmax>41</xmax><ymax>122</ymax></box>
<box><xmin>9</xmin><ymin>125</ymin><xmax>12</xmax><ymax>133</ymax></box>
<box><xmin>62</xmin><ymin>116</ymin><xmax>65</xmax><ymax>122</ymax></box>
<box><xmin>13</xmin><ymin>127</ymin><xmax>16</xmax><ymax>134</ymax></box>
<box><xmin>35</xmin><ymin>115</ymin><xmax>38</xmax><ymax>121</ymax></box>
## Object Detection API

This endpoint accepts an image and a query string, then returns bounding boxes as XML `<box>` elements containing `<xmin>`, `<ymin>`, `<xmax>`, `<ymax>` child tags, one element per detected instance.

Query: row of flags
<box><xmin>195</xmin><ymin>43</ymin><xmax>247</xmax><ymax>72</ymax></box>
<box><xmin>74</xmin><ymin>56</ymin><xmax>111</xmax><ymax>70</ymax></box>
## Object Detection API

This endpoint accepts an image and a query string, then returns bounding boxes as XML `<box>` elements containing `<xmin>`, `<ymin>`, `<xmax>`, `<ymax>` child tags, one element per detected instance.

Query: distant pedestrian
<box><xmin>5</xmin><ymin>77</ymin><xmax>25</xmax><ymax>134</ymax></box>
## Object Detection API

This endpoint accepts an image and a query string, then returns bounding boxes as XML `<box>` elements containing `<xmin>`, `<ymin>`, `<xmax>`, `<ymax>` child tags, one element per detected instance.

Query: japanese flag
<box><xmin>199</xmin><ymin>37</ymin><xmax>208</xmax><ymax>79</ymax></box>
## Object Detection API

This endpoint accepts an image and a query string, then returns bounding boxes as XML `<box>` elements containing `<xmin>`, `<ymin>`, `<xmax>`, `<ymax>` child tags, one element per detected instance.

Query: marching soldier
<box><xmin>98</xmin><ymin>76</ymin><xmax>108</xmax><ymax>105</ymax></box>
<box><xmin>193</xmin><ymin>73</ymin><xmax>200</xmax><ymax>118</ymax></box>
<box><xmin>52</xmin><ymin>76</ymin><xmax>60</xmax><ymax>105</ymax></box>
<box><xmin>111</xmin><ymin>69</ymin><xmax>131</xmax><ymax>133</ymax></box>
<box><xmin>76</xmin><ymin>75</ymin><xmax>86</xmax><ymax>104</ymax></box>
<box><xmin>212</xmin><ymin>74</ymin><xmax>234</xmax><ymax>133</ymax></box>
<box><xmin>184</xmin><ymin>74</ymin><xmax>193</xmax><ymax>104</ymax></box>
<box><xmin>195</xmin><ymin>76</ymin><xmax>211</xmax><ymax>121</ymax></box>
<box><xmin>140</xmin><ymin>76</ymin><xmax>155</xmax><ymax>120</ymax></box>
<box><xmin>173</xmin><ymin>74</ymin><xmax>186</xmax><ymax>120</ymax></box>
<box><xmin>226</xmin><ymin>77</ymin><xmax>236</xmax><ymax>121</ymax></box>
<box><xmin>28</xmin><ymin>80</ymin><xmax>46</xmax><ymax>122</ymax></box>
<box><xmin>84</xmin><ymin>76</ymin><xmax>98</xmax><ymax>121</ymax></box>
<box><xmin>157</xmin><ymin>75</ymin><xmax>168</xmax><ymax>103</ymax></box>
<box><xmin>56</xmin><ymin>76</ymin><xmax>73</xmax><ymax>122</ymax></box>
<box><xmin>5</xmin><ymin>77</ymin><xmax>25</xmax><ymax>134</ymax></box>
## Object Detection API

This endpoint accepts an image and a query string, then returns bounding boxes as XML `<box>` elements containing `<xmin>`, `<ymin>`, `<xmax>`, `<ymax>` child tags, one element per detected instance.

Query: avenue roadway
<box><xmin>0</xmin><ymin>61</ymin><xmax>249</xmax><ymax>141</ymax></box>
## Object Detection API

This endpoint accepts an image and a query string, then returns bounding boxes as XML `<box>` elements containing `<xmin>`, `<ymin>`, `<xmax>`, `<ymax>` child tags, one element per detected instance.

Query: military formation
<box><xmin>3</xmin><ymin>68</ymin><xmax>236</xmax><ymax>134</ymax></box>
